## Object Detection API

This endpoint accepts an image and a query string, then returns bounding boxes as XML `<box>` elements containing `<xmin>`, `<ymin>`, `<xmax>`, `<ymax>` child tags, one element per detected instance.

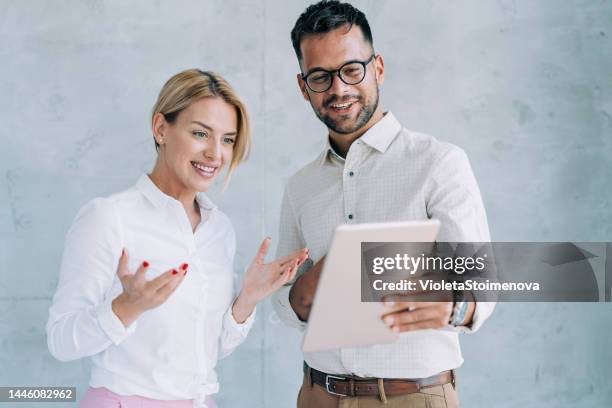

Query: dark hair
<box><xmin>291</xmin><ymin>0</ymin><xmax>374</xmax><ymax>63</ymax></box>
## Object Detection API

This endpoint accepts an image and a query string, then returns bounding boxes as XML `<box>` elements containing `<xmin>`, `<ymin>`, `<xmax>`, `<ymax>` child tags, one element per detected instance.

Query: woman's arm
<box><xmin>46</xmin><ymin>198</ymin><xmax>131</xmax><ymax>361</ymax></box>
<box><xmin>218</xmin><ymin>235</ymin><xmax>308</xmax><ymax>359</ymax></box>
<box><xmin>47</xmin><ymin>199</ymin><xmax>188</xmax><ymax>361</ymax></box>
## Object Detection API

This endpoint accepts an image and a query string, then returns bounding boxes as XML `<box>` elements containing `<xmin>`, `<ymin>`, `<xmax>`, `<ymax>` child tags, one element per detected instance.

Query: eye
<box><xmin>342</xmin><ymin>66</ymin><xmax>362</xmax><ymax>78</ymax></box>
<box><xmin>193</xmin><ymin>130</ymin><xmax>208</xmax><ymax>139</ymax></box>
<box><xmin>223</xmin><ymin>137</ymin><xmax>236</xmax><ymax>145</ymax></box>
<box><xmin>310</xmin><ymin>73</ymin><xmax>329</xmax><ymax>83</ymax></box>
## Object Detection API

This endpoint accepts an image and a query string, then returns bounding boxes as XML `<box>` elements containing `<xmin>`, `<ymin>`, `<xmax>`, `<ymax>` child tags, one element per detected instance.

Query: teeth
<box><xmin>332</xmin><ymin>102</ymin><xmax>353</xmax><ymax>109</ymax></box>
<box><xmin>192</xmin><ymin>162</ymin><xmax>215</xmax><ymax>172</ymax></box>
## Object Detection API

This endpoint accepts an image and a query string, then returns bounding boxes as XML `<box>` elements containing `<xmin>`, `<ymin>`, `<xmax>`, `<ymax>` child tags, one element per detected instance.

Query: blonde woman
<box><xmin>46</xmin><ymin>69</ymin><xmax>308</xmax><ymax>408</ymax></box>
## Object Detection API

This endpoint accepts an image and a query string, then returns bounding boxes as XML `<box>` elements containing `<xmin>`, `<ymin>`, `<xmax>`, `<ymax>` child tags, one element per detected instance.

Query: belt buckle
<box><xmin>325</xmin><ymin>374</ymin><xmax>348</xmax><ymax>397</ymax></box>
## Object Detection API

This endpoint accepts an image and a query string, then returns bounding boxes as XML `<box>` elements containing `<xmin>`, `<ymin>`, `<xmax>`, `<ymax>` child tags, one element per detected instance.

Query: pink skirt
<box><xmin>80</xmin><ymin>387</ymin><xmax>217</xmax><ymax>408</ymax></box>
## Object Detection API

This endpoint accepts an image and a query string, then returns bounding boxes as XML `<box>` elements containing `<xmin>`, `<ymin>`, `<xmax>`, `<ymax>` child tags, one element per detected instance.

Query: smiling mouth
<box><xmin>191</xmin><ymin>161</ymin><xmax>218</xmax><ymax>178</ymax></box>
<box><xmin>329</xmin><ymin>101</ymin><xmax>356</xmax><ymax>113</ymax></box>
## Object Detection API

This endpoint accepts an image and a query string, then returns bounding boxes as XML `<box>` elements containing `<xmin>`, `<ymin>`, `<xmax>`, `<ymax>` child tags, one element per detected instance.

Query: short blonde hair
<box><xmin>151</xmin><ymin>69</ymin><xmax>251</xmax><ymax>184</ymax></box>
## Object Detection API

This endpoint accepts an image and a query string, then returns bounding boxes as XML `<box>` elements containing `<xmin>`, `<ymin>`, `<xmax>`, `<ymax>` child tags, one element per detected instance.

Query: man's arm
<box><xmin>381</xmin><ymin>145</ymin><xmax>494</xmax><ymax>333</ymax></box>
<box><xmin>271</xmin><ymin>187</ymin><xmax>311</xmax><ymax>329</ymax></box>
<box><xmin>289</xmin><ymin>256</ymin><xmax>325</xmax><ymax>321</ymax></box>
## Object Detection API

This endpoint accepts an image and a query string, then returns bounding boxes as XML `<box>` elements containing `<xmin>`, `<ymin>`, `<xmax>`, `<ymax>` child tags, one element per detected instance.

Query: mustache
<box><xmin>324</xmin><ymin>94</ymin><xmax>361</xmax><ymax>107</ymax></box>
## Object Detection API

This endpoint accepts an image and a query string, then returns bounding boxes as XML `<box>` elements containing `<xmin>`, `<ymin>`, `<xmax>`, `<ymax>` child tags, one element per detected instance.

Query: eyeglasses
<box><xmin>301</xmin><ymin>54</ymin><xmax>376</xmax><ymax>93</ymax></box>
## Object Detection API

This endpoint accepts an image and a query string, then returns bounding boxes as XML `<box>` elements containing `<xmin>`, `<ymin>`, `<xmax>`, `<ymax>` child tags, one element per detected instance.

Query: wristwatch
<box><xmin>449</xmin><ymin>290</ymin><xmax>471</xmax><ymax>327</ymax></box>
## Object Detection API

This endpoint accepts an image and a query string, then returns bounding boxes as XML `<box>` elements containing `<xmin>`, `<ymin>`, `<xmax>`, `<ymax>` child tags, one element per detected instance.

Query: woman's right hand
<box><xmin>111</xmin><ymin>248</ymin><xmax>187</xmax><ymax>327</ymax></box>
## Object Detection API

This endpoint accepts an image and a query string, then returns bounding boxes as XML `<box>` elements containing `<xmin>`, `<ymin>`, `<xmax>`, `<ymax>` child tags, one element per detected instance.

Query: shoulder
<box><xmin>396</xmin><ymin>128</ymin><xmax>467</xmax><ymax>163</ymax></box>
<box><xmin>70</xmin><ymin>184</ymin><xmax>141</xmax><ymax>232</ymax></box>
<box><xmin>73</xmin><ymin>196</ymin><xmax>118</xmax><ymax>226</ymax></box>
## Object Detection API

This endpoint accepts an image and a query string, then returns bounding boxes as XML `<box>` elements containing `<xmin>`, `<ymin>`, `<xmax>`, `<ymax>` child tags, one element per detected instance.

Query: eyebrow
<box><xmin>303</xmin><ymin>58</ymin><xmax>368</xmax><ymax>77</ymax></box>
<box><xmin>190</xmin><ymin>121</ymin><xmax>237</xmax><ymax>136</ymax></box>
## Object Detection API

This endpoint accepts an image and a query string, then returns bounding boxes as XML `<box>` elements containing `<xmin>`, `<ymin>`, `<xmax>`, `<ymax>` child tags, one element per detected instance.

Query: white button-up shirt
<box><xmin>272</xmin><ymin>112</ymin><xmax>495</xmax><ymax>379</ymax></box>
<box><xmin>47</xmin><ymin>174</ymin><xmax>255</xmax><ymax>407</ymax></box>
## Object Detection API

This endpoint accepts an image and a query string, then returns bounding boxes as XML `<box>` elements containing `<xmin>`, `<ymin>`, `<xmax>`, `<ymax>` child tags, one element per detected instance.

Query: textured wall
<box><xmin>1</xmin><ymin>1</ymin><xmax>611</xmax><ymax>407</ymax></box>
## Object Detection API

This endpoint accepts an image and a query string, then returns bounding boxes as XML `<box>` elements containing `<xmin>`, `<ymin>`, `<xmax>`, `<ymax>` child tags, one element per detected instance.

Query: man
<box><xmin>272</xmin><ymin>1</ymin><xmax>494</xmax><ymax>407</ymax></box>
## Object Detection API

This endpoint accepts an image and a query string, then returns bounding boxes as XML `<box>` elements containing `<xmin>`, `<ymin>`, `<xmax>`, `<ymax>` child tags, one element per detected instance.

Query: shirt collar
<box><xmin>136</xmin><ymin>174</ymin><xmax>216</xmax><ymax>211</ymax></box>
<box><xmin>319</xmin><ymin>112</ymin><xmax>402</xmax><ymax>164</ymax></box>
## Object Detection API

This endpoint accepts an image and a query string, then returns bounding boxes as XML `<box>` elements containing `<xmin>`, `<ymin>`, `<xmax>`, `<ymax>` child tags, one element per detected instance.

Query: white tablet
<box><xmin>302</xmin><ymin>219</ymin><xmax>440</xmax><ymax>353</ymax></box>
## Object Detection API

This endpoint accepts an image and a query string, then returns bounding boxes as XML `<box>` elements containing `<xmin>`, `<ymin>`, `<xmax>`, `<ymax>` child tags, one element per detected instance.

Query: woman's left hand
<box><xmin>232</xmin><ymin>237</ymin><xmax>309</xmax><ymax>323</ymax></box>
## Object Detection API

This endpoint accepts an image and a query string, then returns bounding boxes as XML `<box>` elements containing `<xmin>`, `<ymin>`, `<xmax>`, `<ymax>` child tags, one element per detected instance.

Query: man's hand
<box><xmin>381</xmin><ymin>290</ymin><xmax>475</xmax><ymax>332</ymax></box>
<box><xmin>289</xmin><ymin>256</ymin><xmax>326</xmax><ymax>321</ymax></box>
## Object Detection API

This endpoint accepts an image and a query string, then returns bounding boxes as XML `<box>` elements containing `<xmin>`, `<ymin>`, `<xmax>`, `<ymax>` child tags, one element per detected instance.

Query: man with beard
<box><xmin>272</xmin><ymin>1</ymin><xmax>494</xmax><ymax>407</ymax></box>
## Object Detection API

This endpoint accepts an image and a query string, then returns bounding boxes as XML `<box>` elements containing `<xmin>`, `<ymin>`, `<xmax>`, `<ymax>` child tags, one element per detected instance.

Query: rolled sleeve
<box><xmin>272</xmin><ymin>284</ymin><xmax>307</xmax><ymax>331</ymax></box>
<box><xmin>218</xmin><ymin>305</ymin><xmax>256</xmax><ymax>359</ymax></box>
<box><xmin>453</xmin><ymin>301</ymin><xmax>496</xmax><ymax>334</ymax></box>
<box><xmin>94</xmin><ymin>297</ymin><xmax>137</xmax><ymax>345</ymax></box>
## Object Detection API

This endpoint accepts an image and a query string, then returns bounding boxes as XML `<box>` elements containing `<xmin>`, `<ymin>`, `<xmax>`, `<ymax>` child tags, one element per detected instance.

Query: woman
<box><xmin>46</xmin><ymin>69</ymin><xmax>308</xmax><ymax>408</ymax></box>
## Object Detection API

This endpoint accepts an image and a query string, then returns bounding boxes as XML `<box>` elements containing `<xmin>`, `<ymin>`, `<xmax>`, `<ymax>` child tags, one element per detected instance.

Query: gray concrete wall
<box><xmin>1</xmin><ymin>1</ymin><xmax>611</xmax><ymax>406</ymax></box>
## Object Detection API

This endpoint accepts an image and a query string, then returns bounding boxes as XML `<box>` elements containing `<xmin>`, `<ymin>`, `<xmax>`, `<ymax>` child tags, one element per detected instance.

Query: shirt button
<box><xmin>348</xmin><ymin>171</ymin><xmax>354</xmax><ymax>177</ymax></box>
<box><xmin>348</xmin><ymin>214</ymin><xmax>354</xmax><ymax>220</ymax></box>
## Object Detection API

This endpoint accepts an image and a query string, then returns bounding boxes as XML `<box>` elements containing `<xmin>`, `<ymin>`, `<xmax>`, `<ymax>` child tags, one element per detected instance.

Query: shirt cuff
<box><xmin>224</xmin><ymin>303</ymin><xmax>256</xmax><ymax>336</ymax></box>
<box><xmin>272</xmin><ymin>285</ymin><xmax>307</xmax><ymax>331</ymax></box>
<box><xmin>452</xmin><ymin>301</ymin><xmax>496</xmax><ymax>334</ymax></box>
<box><xmin>94</xmin><ymin>297</ymin><xmax>137</xmax><ymax>345</ymax></box>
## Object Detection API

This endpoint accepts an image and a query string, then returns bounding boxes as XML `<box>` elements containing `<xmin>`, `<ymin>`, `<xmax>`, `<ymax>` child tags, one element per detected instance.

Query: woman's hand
<box><xmin>232</xmin><ymin>238</ymin><xmax>309</xmax><ymax>323</ymax></box>
<box><xmin>112</xmin><ymin>248</ymin><xmax>188</xmax><ymax>328</ymax></box>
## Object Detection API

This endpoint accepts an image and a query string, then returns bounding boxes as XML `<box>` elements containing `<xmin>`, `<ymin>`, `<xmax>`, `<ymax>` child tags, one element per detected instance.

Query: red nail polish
<box><xmin>172</xmin><ymin>269</ymin><xmax>178</xmax><ymax>275</ymax></box>
<box><xmin>288</xmin><ymin>267</ymin><xmax>293</xmax><ymax>274</ymax></box>
<box><xmin>181</xmin><ymin>263</ymin><xmax>189</xmax><ymax>270</ymax></box>
<box><xmin>143</xmin><ymin>261</ymin><xmax>149</xmax><ymax>268</ymax></box>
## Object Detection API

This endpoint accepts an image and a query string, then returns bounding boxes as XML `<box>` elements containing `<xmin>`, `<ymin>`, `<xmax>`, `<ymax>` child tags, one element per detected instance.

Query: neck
<box><xmin>328</xmin><ymin>108</ymin><xmax>384</xmax><ymax>157</ymax></box>
<box><xmin>149</xmin><ymin>159</ymin><xmax>198</xmax><ymax>214</ymax></box>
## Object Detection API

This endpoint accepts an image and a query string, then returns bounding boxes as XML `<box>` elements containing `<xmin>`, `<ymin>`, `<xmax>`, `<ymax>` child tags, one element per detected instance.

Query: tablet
<box><xmin>302</xmin><ymin>219</ymin><xmax>440</xmax><ymax>353</ymax></box>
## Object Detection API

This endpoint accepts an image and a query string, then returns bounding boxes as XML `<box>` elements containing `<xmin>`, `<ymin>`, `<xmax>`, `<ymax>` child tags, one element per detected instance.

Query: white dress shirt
<box><xmin>47</xmin><ymin>174</ymin><xmax>255</xmax><ymax>408</ymax></box>
<box><xmin>272</xmin><ymin>112</ymin><xmax>495</xmax><ymax>379</ymax></box>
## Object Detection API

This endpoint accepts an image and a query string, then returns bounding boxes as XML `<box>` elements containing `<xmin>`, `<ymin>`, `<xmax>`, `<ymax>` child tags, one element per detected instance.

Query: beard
<box><xmin>312</xmin><ymin>87</ymin><xmax>380</xmax><ymax>135</ymax></box>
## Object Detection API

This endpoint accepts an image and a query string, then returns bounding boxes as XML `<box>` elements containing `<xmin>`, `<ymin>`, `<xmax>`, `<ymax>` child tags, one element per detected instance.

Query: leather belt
<box><xmin>304</xmin><ymin>362</ymin><xmax>454</xmax><ymax>397</ymax></box>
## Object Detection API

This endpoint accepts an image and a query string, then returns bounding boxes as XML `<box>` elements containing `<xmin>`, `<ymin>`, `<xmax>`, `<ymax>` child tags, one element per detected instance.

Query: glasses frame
<box><xmin>301</xmin><ymin>54</ymin><xmax>377</xmax><ymax>93</ymax></box>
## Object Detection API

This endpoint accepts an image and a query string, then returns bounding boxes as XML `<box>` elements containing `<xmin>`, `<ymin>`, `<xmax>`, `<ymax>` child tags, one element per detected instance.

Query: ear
<box><xmin>152</xmin><ymin>112</ymin><xmax>167</xmax><ymax>145</ymax></box>
<box><xmin>374</xmin><ymin>54</ymin><xmax>385</xmax><ymax>86</ymax></box>
<box><xmin>296</xmin><ymin>74</ymin><xmax>310</xmax><ymax>101</ymax></box>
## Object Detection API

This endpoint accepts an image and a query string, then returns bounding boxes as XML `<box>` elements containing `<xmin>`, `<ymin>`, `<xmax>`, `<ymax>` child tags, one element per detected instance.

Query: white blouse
<box><xmin>46</xmin><ymin>174</ymin><xmax>255</xmax><ymax>408</ymax></box>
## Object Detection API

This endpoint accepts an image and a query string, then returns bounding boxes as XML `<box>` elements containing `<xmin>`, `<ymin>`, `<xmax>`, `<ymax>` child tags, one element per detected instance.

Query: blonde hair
<box><xmin>151</xmin><ymin>69</ymin><xmax>251</xmax><ymax>185</ymax></box>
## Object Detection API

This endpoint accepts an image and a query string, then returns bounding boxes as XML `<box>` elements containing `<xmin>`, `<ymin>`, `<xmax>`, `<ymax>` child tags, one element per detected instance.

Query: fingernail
<box><xmin>172</xmin><ymin>269</ymin><xmax>178</xmax><ymax>275</ymax></box>
<box><xmin>392</xmin><ymin>326</ymin><xmax>400</xmax><ymax>333</ymax></box>
<box><xmin>121</xmin><ymin>249</ymin><xmax>125</xmax><ymax>256</ymax></box>
<box><xmin>143</xmin><ymin>261</ymin><xmax>149</xmax><ymax>268</ymax></box>
<box><xmin>181</xmin><ymin>263</ymin><xmax>189</xmax><ymax>270</ymax></box>
<box><xmin>384</xmin><ymin>316</ymin><xmax>394</xmax><ymax>325</ymax></box>
<box><xmin>288</xmin><ymin>267</ymin><xmax>293</xmax><ymax>274</ymax></box>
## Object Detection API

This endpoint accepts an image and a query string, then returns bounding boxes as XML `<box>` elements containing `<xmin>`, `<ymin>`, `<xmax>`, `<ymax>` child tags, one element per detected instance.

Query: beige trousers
<box><xmin>296</xmin><ymin>371</ymin><xmax>460</xmax><ymax>408</ymax></box>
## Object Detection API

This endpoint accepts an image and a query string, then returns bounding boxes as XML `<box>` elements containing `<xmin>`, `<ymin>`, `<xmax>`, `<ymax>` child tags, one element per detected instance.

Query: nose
<box><xmin>328</xmin><ymin>72</ymin><xmax>350</xmax><ymax>96</ymax></box>
<box><xmin>205</xmin><ymin>137</ymin><xmax>221</xmax><ymax>160</ymax></box>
